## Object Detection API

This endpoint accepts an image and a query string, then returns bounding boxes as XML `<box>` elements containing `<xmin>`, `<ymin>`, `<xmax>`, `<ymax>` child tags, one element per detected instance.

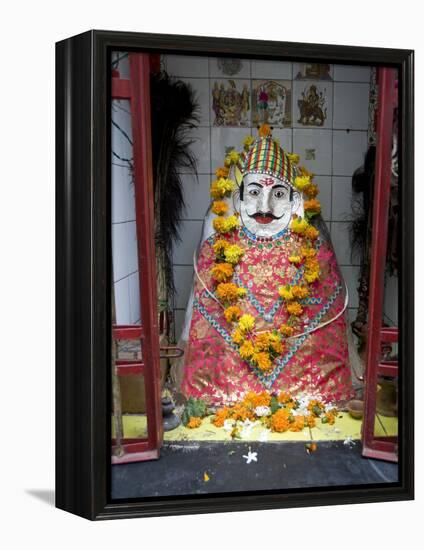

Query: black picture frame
<box><xmin>56</xmin><ymin>30</ymin><xmax>414</xmax><ymax>520</ymax></box>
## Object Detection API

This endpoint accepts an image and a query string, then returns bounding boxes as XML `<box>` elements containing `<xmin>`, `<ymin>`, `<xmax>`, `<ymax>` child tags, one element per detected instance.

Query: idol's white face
<box><xmin>239</xmin><ymin>173</ymin><xmax>300</xmax><ymax>237</ymax></box>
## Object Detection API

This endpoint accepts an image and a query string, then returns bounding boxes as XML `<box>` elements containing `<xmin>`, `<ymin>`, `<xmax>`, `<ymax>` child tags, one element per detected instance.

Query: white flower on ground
<box><xmin>254</xmin><ymin>406</ymin><xmax>271</xmax><ymax>417</ymax></box>
<box><xmin>343</xmin><ymin>436</ymin><xmax>356</xmax><ymax>447</ymax></box>
<box><xmin>242</xmin><ymin>447</ymin><xmax>258</xmax><ymax>464</ymax></box>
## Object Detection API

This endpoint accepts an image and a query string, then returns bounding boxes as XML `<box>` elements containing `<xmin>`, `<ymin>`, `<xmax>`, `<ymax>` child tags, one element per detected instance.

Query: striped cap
<box><xmin>235</xmin><ymin>136</ymin><xmax>297</xmax><ymax>187</ymax></box>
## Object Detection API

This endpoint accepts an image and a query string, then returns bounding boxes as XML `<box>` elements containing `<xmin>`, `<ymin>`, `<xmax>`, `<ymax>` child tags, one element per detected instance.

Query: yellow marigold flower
<box><xmin>305</xmin><ymin>225</ymin><xmax>319</xmax><ymax>240</ymax></box>
<box><xmin>298</xmin><ymin>166</ymin><xmax>314</xmax><ymax>179</ymax></box>
<box><xmin>301</xmin><ymin>246</ymin><xmax>317</xmax><ymax>259</ymax></box>
<box><xmin>243</xmin><ymin>135</ymin><xmax>255</xmax><ymax>149</ymax></box>
<box><xmin>305</xmin><ymin>258</ymin><xmax>319</xmax><ymax>272</ymax></box>
<box><xmin>269</xmin><ymin>333</ymin><xmax>284</xmax><ymax>353</ymax></box>
<box><xmin>211</xmin><ymin>262</ymin><xmax>234</xmax><ymax>282</ymax></box>
<box><xmin>289</xmin><ymin>254</ymin><xmax>302</xmax><ymax>264</ymax></box>
<box><xmin>252</xmin><ymin>351</ymin><xmax>272</xmax><ymax>372</ymax></box>
<box><xmin>270</xmin><ymin>408</ymin><xmax>291</xmax><ymax>432</ymax></box>
<box><xmin>237</xmin><ymin>287</ymin><xmax>247</xmax><ymax>298</ymax></box>
<box><xmin>279</xmin><ymin>324</ymin><xmax>294</xmax><ymax>337</ymax></box>
<box><xmin>304</xmin><ymin>270</ymin><xmax>320</xmax><ymax>283</ymax></box>
<box><xmin>279</xmin><ymin>285</ymin><xmax>294</xmax><ymax>301</ymax></box>
<box><xmin>292</xmin><ymin>285</ymin><xmax>309</xmax><ymax>300</ymax></box>
<box><xmin>224</xmin><ymin>305</ymin><xmax>242</xmax><ymax>323</ymax></box>
<box><xmin>224</xmin><ymin>244</ymin><xmax>244</xmax><ymax>264</ymax></box>
<box><xmin>294</xmin><ymin>175</ymin><xmax>311</xmax><ymax>191</ymax></box>
<box><xmin>224</xmin><ymin>214</ymin><xmax>240</xmax><ymax>232</ymax></box>
<box><xmin>213</xmin><ymin>238</ymin><xmax>230</xmax><ymax>255</ymax></box>
<box><xmin>239</xmin><ymin>340</ymin><xmax>255</xmax><ymax>360</ymax></box>
<box><xmin>303</xmin><ymin>182</ymin><xmax>319</xmax><ymax>198</ymax></box>
<box><xmin>286</xmin><ymin>301</ymin><xmax>304</xmax><ymax>316</ymax></box>
<box><xmin>212</xmin><ymin>214</ymin><xmax>240</xmax><ymax>234</ymax></box>
<box><xmin>211</xmin><ymin>200</ymin><xmax>229</xmax><ymax>216</ymax></box>
<box><xmin>258</xmin><ymin>123</ymin><xmax>271</xmax><ymax>137</ymax></box>
<box><xmin>224</xmin><ymin>150</ymin><xmax>240</xmax><ymax>166</ymax></box>
<box><xmin>210</xmin><ymin>177</ymin><xmax>236</xmax><ymax>199</ymax></box>
<box><xmin>187</xmin><ymin>416</ymin><xmax>202</xmax><ymax>429</ymax></box>
<box><xmin>287</xmin><ymin>153</ymin><xmax>300</xmax><ymax>164</ymax></box>
<box><xmin>215</xmin><ymin>166</ymin><xmax>230</xmax><ymax>178</ymax></box>
<box><xmin>231</xmin><ymin>328</ymin><xmax>245</xmax><ymax>345</ymax></box>
<box><xmin>290</xmin><ymin>216</ymin><xmax>309</xmax><ymax>234</ymax></box>
<box><xmin>254</xmin><ymin>332</ymin><xmax>271</xmax><ymax>351</ymax></box>
<box><xmin>238</xmin><ymin>314</ymin><xmax>255</xmax><ymax>333</ymax></box>
<box><xmin>304</xmin><ymin>199</ymin><xmax>321</xmax><ymax>215</ymax></box>
<box><xmin>216</xmin><ymin>282</ymin><xmax>241</xmax><ymax>303</ymax></box>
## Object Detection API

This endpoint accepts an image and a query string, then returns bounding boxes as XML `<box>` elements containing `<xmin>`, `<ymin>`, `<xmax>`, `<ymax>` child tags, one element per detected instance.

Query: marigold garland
<box><xmin>208</xmin><ymin>124</ymin><xmax>323</xmax><ymax>373</ymax></box>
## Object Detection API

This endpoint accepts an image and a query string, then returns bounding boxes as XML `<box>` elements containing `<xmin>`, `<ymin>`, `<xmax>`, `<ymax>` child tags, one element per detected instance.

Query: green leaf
<box><xmin>270</xmin><ymin>396</ymin><xmax>280</xmax><ymax>414</ymax></box>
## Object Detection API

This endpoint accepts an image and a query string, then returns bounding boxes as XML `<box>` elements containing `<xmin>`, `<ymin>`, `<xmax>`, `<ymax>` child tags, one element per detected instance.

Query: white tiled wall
<box><xmin>163</xmin><ymin>56</ymin><xmax>374</xmax><ymax>339</ymax></box>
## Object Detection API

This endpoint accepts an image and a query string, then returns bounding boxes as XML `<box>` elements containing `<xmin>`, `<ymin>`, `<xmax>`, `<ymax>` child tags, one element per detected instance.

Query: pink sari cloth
<box><xmin>180</xmin><ymin>228</ymin><xmax>354</xmax><ymax>407</ymax></box>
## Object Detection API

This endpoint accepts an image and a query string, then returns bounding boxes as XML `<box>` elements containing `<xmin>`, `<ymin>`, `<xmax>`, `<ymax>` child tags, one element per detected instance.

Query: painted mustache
<box><xmin>249</xmin><ymin>211</ymin><xmax>283</xmax><ymax>224</ymax></box>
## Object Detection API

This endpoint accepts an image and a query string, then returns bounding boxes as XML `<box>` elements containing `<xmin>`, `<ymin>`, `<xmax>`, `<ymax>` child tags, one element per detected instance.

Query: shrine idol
<box><xmin>173</xmin><ymin>125</ymin><xmax>355</xmax><ymax>408</ymax></box>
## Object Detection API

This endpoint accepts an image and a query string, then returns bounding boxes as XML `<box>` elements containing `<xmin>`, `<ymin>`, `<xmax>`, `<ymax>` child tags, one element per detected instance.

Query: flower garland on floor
<box><xmin>209</xmin><ymin>124</ymin><xmax>323</xmax><ymax>373</ymax></box>
<box><xmin>183</xmin><ymin>391</ymin><xmax>339</xmax><ymax>440</ymax></box>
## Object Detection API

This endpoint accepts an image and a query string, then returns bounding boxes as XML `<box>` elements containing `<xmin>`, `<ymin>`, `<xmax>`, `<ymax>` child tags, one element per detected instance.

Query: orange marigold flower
<box><xmin>286</xmin><ymin>301</ymin><xmax>303</xmax><ymax>316</ymax></box>
<box><xmin>213</xmin><ymin>238</ymin><xmax>230</xmax><ymax>256</ymax></box>
<box><xmin>303</xmin><ymin>183</ymin><xmax>319</xmax><ymax>198</ymax></box>
<box><xmin>229</xmin><ymin>403</ymin><xmax>254</xmax><ymax>422</ymax></box>
<box><xmin>290</xmin><ymin>415</ymin><xmax>306</xmax><ymax>432</ymax></box>
<box><xmin>258</xmin><ymin>123</ymin><xmax>271</xmax><ymax>137</ymax></box>
<box><xmin>187</xmin><ymin>416</ymin><xmax>202</xmax><ymax>429</ymax></box>
<box><xmin>252</xmin><ymin>351</ymin><xmax>272</xmax><ymax>372</ymax></box>
<box><xmin>304</xmin><ymin>199</ymin><xmax>321</xmax><ymax>215</ymax></box>
<box><xmin>291</xmin><ymin>285</ymin><xmax>309</xmax><ymax>300</ymax></box>
<box><xmin>211</xmin><ymin>262</ymin><xmax>234</xmax><ymax>282</ymax></box>
<box><xmin>269</xmin><ymin>334</ymin><xmax>284</xmax><ymax>354</ymax></box>
<box><xmin>211</xmin><ymin>200</ymin><xmax>229</xmax><ymax>216</ymax></box>
<box><xmin>215</xmin><ymin>166</ymin><xmax>230</xmax><ymax>178</ymax></box>
<box><xmin>306</xmin><ymin>414</ymin><xmax>316</xmax><ymax>428</ymax></box>
<box><xmin>243</xmin><ymin>391</ymin><xmax>272</xmax><ymax>408</ymax></box>
<box><xmin>301</xmin><ymin>246</ymin><xmax>317</xmax><ymax>259</ymax></box>
<box><xmin>254</xmin><ymin>332</ymin><xmax>271</xmax><ymax>351</ymax></box>
<box><xmin>239</xmin><ymin>340</ymin><xmax>255</xmax><ymax>360</ymax></box>
<box><xmin>224</xmin><ymin>305</ymin><xmax>242</xmax><ymax>323</ymax></box>
<box><xmin>231</xmin><ymin>328</ymin><xmax>245</xmax><ymax>345</ymax></box>
<box><xmin>279</xmin><ymin>324</ymin><xmax>294</xmax><ymax>337</ymax></box>
<box><xmin>305</xmin><ymin>225</ymin><xmax>319</xmax><ymax>241</ymax></box>
<box><xmin>278</xmin><ymin>391</ymin><xmax>292</xmax><ymax>404</ymax></box>
<box><xmin>270</xmin><ymin>408</ymin><xmax>291</xmax><ymax>432</ymax></box>
<box><xmin>216</xmin><ymin>282</ymin><xmax>241</xmax><ymax>303</ymax></box>
<box><xmin>213</xmin><ymin>407</ymin><xmax>229</xmax><ymax>427</ymax></box>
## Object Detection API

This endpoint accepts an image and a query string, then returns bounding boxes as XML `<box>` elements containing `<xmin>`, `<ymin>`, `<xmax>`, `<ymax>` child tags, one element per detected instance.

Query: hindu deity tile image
<box><xmin>294</xmin><ymin>63</ymin><xmax>333</xmax><ymax>80</ymax></box>
<box><xmin>295</xmin><ymin>84</ymin><xmax>329</xmax><ymax>127</ymax></box>
<box><xmin>211</xmin><ymin>79</ymin><xmax>250</xmax><ymax>127</ymax></box>
<box><xmin>252</xmin><ymin>80</ymin><xmax>292</xmax><ymax>128</ymax></box>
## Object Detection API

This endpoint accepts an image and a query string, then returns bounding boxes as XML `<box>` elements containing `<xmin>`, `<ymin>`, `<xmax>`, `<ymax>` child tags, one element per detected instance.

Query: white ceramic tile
<box><xmin>209</xmin><ymin>57</ymin><xmax>250</xmax><ymax>78</ymax></box>
<box><xmin>180</xmin><ymin>126</ymin><xmax>210</xmax><ymax>174</ymax></box>
<box><xmin>114</xmin><ymin>277</ymin><xmax>131</xmax><ymax>325</ymax></box>
<box><xmin>128</xmin><ymin>272</ymin><xmax>140</xmax><ymax>324</ymax></box>
<box><xmin>111</xmin><ymin>163</ymin><xmax>135</xmax><ymax>224</ymax></box>
<box><xmin>384</xmin><ymin>274</ymin><xmax>398</xmax><ymax>325</ymax></box>
<box><xmin>251</xmin><ymin>60</ymin><xmax>292</xmax><ymax>80</ymax></box>
<box><xmin>172</xmin><ymin>220</ymin><xmax>204</xmax><ymax>265</ymax></box>
<box><xmin>173</xmin><ymin>309</ymin><xmax>187</xmax><ymax>342</ymax></box>
<box><xmin>333</xmin><ymin>83</ymin><xmax>370</xmax><ymax>130</ymax></box>
<box><xmin>332</xmin><ymin>130</ymin><xmax>368</xmax><ymax>176</ymax></box>
<box><xmin>180</xmin><ymin>174</ymin><xmax>211</xmax><ymax>220</ymax></box>
<box><xmin>292</xmin><ymin>80</ymin><xmax>333</xmax><ymax>129</ymax></box>
<box><xmin>111</xmin><ymin>99</ymin><xmax>133</xmax><ymax>162</ymax></box>
<box><xmin>210</xmin><ymin>79</ymin><xmax>251</xmax><ymax>127</ymax></box>
<box><xmin>252</xmin><ymin>80</ymin><xmax>292</xmax><ymax>128</ymax></box>
<box><xmin>333</xmin><ymin>64</ymin><xmax>371</xmax><ymax>83</ymax></box>
<box><xmin>163</xmin><ymin>55</ymin><xmax>209</xmax><ymax>78</ymax></box>
<box><xmin>181</xmin><ymin>77</ymin><xmax>210</xmax><ymax>126</ymax></box>
<box><xmin>270</xmin><ymin>128</ymin><xmax>292</xmax><ymax>153</ymax></box>
<box><xmin>340</xmin><ymin>265</ymin><xmax>360</xmax><ymax>308</ymax></box>
<box><xmin>174</xmin><ymin>265</ymin><xmax>194</xmax><ymax>309</ymax></box>
<box><xmin>293</xmin><ymin>129</ymin><xmax>332</xmax><ymax>175</ymax></box>
<box><xmin>293</xmin><ymin>63</ymin><xmax>333</xmax><ymax>81</ymax></box>
<box><xmin>331</xmin><ymin>222</ymin><xmax>360</xmax><ymax>266</ymax></box>
<box><xmin>313</xmin><ymin>176</ymin><xmax>331</xmax><ymax>221</ymax></box>
<box><xmin>112</xmin><ymin>221</ymin><xmax>139</xmax><ymax>282</ymax></box>
<box><xmin>210</xmin><ymin>127</ymin><xmax>252</xmax><ymax>171</ymax></box>
<box><xmin>332</xmin><ymin>176</ymin><xmax>354</xmax><ymax>221</ymax></box>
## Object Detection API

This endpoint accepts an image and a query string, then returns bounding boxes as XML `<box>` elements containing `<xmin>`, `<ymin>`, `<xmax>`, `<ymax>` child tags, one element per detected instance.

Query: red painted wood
<box><xmin>128</xmin><ymin>52</ymin><xmax>164</xmax><ymax>458</ymax></box>
<box><xmin>112</xmin><ymin>325</ymin><xmax>144</xmax><ymax>340</ymax></box>
<box><xmin>111</xmin><ymin>77</ymin><xmax>131</xmax><ymax>100</ymax></box>
<box><xmin>380</xmin><ymin>327</ymin><xmax>398</xmax><ymax>343</ymax></box>
<box><xmin>116</xmin><ymin>361</ymin><xmax>145</xmax><ymax>376</ymax></box>
<box><xmin>362</xmin><ymin>68</ymin><xmax>397</xmax><ymax>463</ymax></box>
<box><xmin>378</xmin><ymin>361</ymin><xmax>398</xmax><ymax>378</ymax></box>
<box><xmin>112</xmin><ymin>447</ymin><xmax>160</xmax><ymax>465</ymax></box>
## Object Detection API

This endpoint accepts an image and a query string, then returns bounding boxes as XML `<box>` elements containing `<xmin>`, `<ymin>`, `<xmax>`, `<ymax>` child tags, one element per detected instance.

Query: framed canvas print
<box><xmin>56</xmin><ymin>30</ymin><xmax>414</xmax><ymax>520</ymax></box>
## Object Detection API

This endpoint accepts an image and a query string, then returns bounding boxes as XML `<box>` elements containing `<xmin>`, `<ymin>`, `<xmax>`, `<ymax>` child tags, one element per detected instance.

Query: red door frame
<box><xmin>361</xmin><ymin>67</ymin><xmax>398</xmax><ymax>462</ymax></box>
<box><xmin>111</xmin><ymin>53</ymin><xmax>163</xmax><ymax>464</ymax></box>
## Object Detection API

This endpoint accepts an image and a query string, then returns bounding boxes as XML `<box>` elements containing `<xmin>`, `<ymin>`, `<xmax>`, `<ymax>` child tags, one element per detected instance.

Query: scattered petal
<box><xmin>203</xmin><ymin>472</ymin><xmax>210</xmax><ymax>482</ymax></box>
<box><xmin>242</xmin><ymin>447</ymin><xmax>258</xmax><ymax>464</ymax></box>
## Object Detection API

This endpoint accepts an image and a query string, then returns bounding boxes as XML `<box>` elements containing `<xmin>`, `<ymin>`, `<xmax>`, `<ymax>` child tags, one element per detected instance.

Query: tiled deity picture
<box><xmin>110</xmin><ymin>51</ymin><xmax>399</xmax><ymax>501</ymax></box>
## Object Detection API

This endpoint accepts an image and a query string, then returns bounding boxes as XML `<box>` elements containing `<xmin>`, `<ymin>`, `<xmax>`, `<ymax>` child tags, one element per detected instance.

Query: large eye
<box><xmin>274</xmin><ymin>189</ymin><xmax>287</xmax><ymax>199</ymax></box>
<box><xmin>249</xmin><ymin>188</ymin><xmax>260</xmax><ymax>196</ymax></box>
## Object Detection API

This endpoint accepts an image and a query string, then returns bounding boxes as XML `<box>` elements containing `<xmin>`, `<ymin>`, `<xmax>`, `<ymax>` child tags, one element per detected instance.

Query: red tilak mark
<box><xmin>259</xmin><ymin>177</ymin><xmax>275</xmax><ymax>187</ymax></box>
